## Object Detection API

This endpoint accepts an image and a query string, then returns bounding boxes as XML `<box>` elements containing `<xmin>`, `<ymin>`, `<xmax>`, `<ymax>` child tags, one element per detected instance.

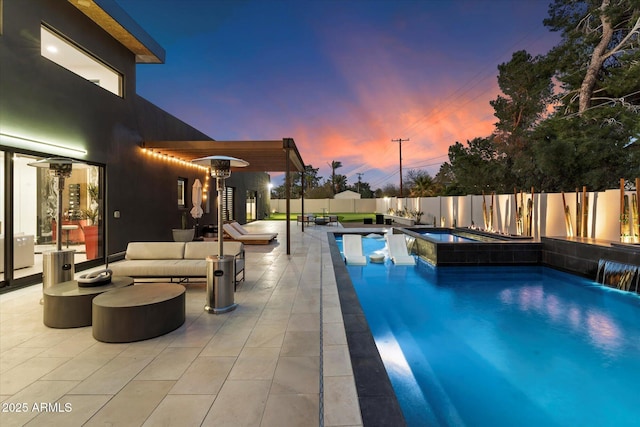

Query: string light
<box><xmin>140</xmin><ymin>147</ymin><xmax>209</xmax><ymax>172</ymax></box>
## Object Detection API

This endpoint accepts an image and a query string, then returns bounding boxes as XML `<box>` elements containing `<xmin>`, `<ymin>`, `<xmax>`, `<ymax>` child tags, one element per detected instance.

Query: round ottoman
<box><xmin>92</xmin><ymin>283</ymin><xmax>185</xmax><ymax>343</ymax></box>
<box><xmin>43</xmin><ymin>276</ymin><xmax>133</xmax><ymax>328</ymax></box>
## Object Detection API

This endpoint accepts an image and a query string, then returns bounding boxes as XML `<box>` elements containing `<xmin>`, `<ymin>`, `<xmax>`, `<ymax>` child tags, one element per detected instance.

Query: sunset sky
<box><xmin>121</xmin><ymin>0</ymin><xmax>560</xmax><ymax>189</ymax></box>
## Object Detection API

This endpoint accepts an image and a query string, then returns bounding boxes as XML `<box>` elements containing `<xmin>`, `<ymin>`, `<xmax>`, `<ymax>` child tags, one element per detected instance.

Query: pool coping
<box><xmin>328</xmin><ymin>232</ymin><xmax>407</xmax><ymax>426</ymax></box>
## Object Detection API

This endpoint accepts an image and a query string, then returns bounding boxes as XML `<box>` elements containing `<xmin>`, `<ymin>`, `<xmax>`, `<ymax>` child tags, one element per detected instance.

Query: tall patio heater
<box><xmin>193</xmin><ymin>155</ymin><xmax>248</xmax><ymax>313</ymax></box>
<box><xmin>29</xmin><ymin>157</ymin><xmax>81</xmax><ymax>291</ymax></box>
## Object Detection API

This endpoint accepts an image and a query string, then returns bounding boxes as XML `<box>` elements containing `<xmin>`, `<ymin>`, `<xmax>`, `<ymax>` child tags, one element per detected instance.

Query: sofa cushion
<box><xmin>125</xmin><ymin>242</ymin><xmax>185</xmax><ymax>260</ymax></box>
<box><xmin>111</xmin><ymin>259</ymin><xmax>207</xmax><ymax>277</ymax></box>
<box><xmin>184</xmin><ymin>241</ymin><xmax>243</xmax><ymax>259</ymax></box>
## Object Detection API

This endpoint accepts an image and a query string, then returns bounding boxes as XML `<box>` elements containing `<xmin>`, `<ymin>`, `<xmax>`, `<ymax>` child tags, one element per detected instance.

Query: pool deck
<box><xmin>0</xmin><ymin>221</ymin><xmax>370</xmax><ymax>427</ymax></box>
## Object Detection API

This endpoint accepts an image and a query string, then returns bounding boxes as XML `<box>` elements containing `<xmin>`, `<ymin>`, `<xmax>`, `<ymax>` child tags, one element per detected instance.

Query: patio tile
<box><xmin>200</xmin><ymin>327</ymin><xmax>251</xmax><ymax>357</ymax></box>
<box><xmin>287</xmin><ymin>312</ymin><xmax>320</xmax><ymax>331</ymax></box>
<box><xmin>26</xmin><ymin>394</ymin><xmax>111</xmax><ymax>427</ymax></box>
<box><xmin>323</xmin><ymin>375</ymin><xmax>363</xmax><ymax>426</ymax></box>
<box><xmin>169</xmin><ymin>356</ymin><xmax>235</xmax><ymax>395</ymax></box>
<box><xmin>281</xmin><ymin>331</ymin><xmax>320</xmax><ymax>357</ymax></box>
<box><xmin>201</xmin><ymin>380</ymin><xmax>270</xmax><ymax>426</ymax></box>
<box><xmin>0</xmin><ymin>221</ymin><xmax>362</xmax><ymax>426</ymax></box>
<box><xmin>261</xmin><ymin>393</ymin><xmax>319</xmax><ymax>427</ymax></box>
<box><xmin>227</xmin><ymin>347</ymin><xmax>279</xmax><ymax>380</ymax></box>
<box><xmin>245</xmin><ymin>324</ymin><xmax>287</xmax><ymax>348</ymax></box>
<box><xmin>0</xmin><ymin>357</ymin><xmax>69</xmax><ymax>395</ymax></box>
<box><xmin>135</xmin><ymin>347</ymin><xmax>201</xmax><ymax>381</ymax></box>
<box><xmin>83</xmin><ymin>380</ymin><xmax>174</xmax><ymax>426</ymax></box>
<box><xmin>271</xmin><ymin>355</ymin><xmax>320</xmax><ymax>395</ymax></box>
<box><xmin>323</xmin><ymin>345</ymin><xmax>353</xmax><ymax>377</ymax></box>
<box><xmin>41</xmin><ymin>355</ymin><xmax>114</xmax><ymax>381</ymax></box>
<box><xmin>0</xmin><ymin>380</ymin><xmax>78</xmax><ymax>427</ymax></box>
<box><xmin>142</xmin><ymin>394</ymin><xmax>213</xmax><ymax>426</ymax></box>
<box><xmin>69</xmin><ymin>356</ymin><xmax>154</xmax><ymax>395</ymax></box>
<box><xmin>323</xmin><ymin>323</ymin><xmax>348</xmax><ymax>346</ymax></box>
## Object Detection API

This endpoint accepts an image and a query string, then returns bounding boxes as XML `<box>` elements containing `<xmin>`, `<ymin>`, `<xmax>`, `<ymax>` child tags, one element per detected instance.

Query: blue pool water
<box><xmin>420</xmin><ymin>231</ymin><xmax>477</xmax><ymax>243</ymax></box>
<box><xmin>338</xmin><ymin>236</ymin><xmax>640</xmax><ymax>426</ymax></box>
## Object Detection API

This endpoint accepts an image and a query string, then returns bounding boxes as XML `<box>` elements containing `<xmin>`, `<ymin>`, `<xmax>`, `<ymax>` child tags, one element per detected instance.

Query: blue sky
<box><xmin>120</xmin><ymin>0</ymin><xmax>559</xmax><ymax>188</ymax></box>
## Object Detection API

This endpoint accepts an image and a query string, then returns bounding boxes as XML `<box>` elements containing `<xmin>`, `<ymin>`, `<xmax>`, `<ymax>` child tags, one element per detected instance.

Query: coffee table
<box><xmin>43</xmin><ymin>276</ymin><xmax>134</xmax><ymax>328</ymax></box>
<box><xmin>92</xmin><ymin>283</ymin><xmax>185</xmax><ymax>343</ymax></box>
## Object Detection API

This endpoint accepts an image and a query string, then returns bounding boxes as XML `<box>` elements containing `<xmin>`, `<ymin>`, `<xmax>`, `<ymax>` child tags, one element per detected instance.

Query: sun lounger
<box><xmin>229</xmin><ymin>221</ymin><xmax>278</xmax><ymax>237</ymax></box>
<box><xmin>222</xmin><ymin>223</ymin><xmax>277</xmax><ymax>245</ymax></box>
<box><xmin>386</xmin><ymin>234</ymin><xmax>416</xmax><ymax>265</ymax></box>
<box><xmin>343</xmin><ymin>234</ymin><xmax>367</xmax><ymax>265</ymax></box>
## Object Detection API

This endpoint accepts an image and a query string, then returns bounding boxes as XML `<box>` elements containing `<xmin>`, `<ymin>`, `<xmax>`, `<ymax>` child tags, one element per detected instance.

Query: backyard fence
<box><xmin>271</xmin><ymin>187</ymin><xmax>640</xmax><ymax>243</ymax></box>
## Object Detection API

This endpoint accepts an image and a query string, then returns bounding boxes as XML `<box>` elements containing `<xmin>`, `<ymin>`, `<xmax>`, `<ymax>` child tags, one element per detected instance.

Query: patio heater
<box><xmin>28</xmin><ymin>157</ymin><xmax>82</xmax><ymax>290</ymax></box>
<box><xmin>192</xmin><ymin>155</ymin><xmax>248</xmax><ymax>313</ymax></box>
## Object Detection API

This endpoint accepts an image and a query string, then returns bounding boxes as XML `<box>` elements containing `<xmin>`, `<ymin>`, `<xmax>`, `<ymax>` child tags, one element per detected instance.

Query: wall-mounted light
<box><xmin>1</xmin><ymin>132</ymin><xmax>87</xmax><ymax>156</ymax></box>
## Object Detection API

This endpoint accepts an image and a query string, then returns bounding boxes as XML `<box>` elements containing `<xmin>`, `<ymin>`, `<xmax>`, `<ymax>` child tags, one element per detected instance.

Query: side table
<box><xmin>43</xmin><ymin>276</ymin><xmax>134</xmax><ymax>328</ymax></box>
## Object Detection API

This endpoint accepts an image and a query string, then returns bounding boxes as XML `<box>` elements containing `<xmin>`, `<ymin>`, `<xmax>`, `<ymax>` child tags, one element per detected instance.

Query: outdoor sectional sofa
<box><xmin>109</xmin><ymin>241</ymin><xmax>245</xmax><ymax>284</ymax></box>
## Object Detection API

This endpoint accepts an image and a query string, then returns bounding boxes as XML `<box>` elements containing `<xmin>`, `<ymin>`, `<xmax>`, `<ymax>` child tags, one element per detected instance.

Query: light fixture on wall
<box><xmin>1</xmin><ymin>132</ymin><xmax>87</xmax><ymax>156</ymax></box>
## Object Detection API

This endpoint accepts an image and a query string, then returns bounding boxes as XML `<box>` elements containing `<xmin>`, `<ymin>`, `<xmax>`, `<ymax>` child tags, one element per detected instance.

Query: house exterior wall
<box><xmin>0</xmin><ymin>0</ymin><xmax>269</xmax><ymax>288</ymax></box>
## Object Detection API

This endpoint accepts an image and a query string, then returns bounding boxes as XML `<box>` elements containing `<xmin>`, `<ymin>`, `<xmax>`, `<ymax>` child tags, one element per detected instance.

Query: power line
<box><xmin>398</xmin><ymin>24</ymin><xmax>554</xmax><ymax>140</ymax></box>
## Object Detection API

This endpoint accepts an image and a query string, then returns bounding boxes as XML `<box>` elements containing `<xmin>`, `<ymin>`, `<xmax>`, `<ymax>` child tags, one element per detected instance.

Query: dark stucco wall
<box><xmin>1</xmin><ymin>0</ymin><xmax>271</xmax><ymax>259</ymax></box>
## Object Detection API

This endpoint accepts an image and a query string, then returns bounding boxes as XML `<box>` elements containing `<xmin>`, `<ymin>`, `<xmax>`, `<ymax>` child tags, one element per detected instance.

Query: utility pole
<box><xmin>392</xmin><ymin>138</ymin><xmax>409</xmax><ymax>197</ymax></box>
<box><xmin>356</xmin><ymin>172</ymin><xmax>363</xmax><ymax>194</ymax></box>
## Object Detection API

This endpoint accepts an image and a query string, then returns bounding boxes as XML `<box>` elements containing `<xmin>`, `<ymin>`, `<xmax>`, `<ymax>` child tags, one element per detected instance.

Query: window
<box><xmin>222</xmin><ymin>187</ymin><xmax>235</xmax><ymax>221</ymax></box>
<box><xmin>246</xmin><ymin>190</ymin><xmax>256</xmax><ymax>221</ymax></box>
<box><xmin>40</xmin><ymin>25</ymin><xmax>123</xmax><ymax>97</ymax></box>
<box><xmin>178</xmin><ymin>178</ymin><xmax>186</xmax><ymax>208</ymax></box>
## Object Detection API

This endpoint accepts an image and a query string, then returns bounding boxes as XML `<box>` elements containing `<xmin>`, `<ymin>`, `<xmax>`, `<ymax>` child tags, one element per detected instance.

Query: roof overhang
<box><xmin>142</xmin><ymin>139</ymin><xmax>305</xmax><ymax>173</ymax></box>
<box><xmin>68</xmin><ymin>0</ymin><xmax>165</xmax><ymax>64</ymax></box>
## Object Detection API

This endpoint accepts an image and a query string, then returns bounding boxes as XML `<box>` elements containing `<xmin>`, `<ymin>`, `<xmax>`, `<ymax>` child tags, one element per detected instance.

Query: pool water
<box><xmin>338</xmin><ymin>236</ymin><xmax>640</xmax><ymax>426</ymax></box>
<box><xmin>420</xmin><ymin>231</ymin><xmax>477</xmax><ymax>243</ymax></box>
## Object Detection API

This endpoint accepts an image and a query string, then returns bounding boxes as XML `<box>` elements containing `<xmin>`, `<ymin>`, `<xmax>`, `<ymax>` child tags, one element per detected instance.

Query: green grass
<box><xmin>266</xmin><ymin>212</ymin><xmax>376</xmax><ymax>223</ymax></box>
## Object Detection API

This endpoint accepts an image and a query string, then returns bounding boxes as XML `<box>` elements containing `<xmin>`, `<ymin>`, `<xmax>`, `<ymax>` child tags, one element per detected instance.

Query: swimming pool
<box><xmin>338</xmin><ymin>235</ymin><xmax>640</xmax><ymax>426</ymax></box>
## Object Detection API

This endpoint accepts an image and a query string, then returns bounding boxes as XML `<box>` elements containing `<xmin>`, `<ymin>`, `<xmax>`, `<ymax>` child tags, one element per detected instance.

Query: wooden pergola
<box><xmin>142</xmin><ymin>138</ymin><xmax>305</xmax><ymax>254</ymax></box>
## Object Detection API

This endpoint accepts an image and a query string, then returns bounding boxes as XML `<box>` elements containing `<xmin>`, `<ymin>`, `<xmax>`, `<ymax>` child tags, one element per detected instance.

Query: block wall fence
<box><xmin>271</xmin><ymin>188</ymin><xmax>639</xmax><ymax>243</ymax></box>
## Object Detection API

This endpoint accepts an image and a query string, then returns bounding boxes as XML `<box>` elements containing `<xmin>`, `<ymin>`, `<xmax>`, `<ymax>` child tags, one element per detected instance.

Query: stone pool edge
<box><xmin>327</xmin><ymin>232</ymin><xmax>407</xmax><ymax>427</ymax></box>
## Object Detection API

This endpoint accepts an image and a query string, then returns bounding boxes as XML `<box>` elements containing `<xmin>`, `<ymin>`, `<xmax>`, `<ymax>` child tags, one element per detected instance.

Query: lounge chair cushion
<box><xmin>343</xmin><ymin>234</ymin><xmax>367</xmax><ymax>265</ymax></box>
<box><xmin>229</xmin><ymin>221</ymin><xmax>278</xmax><ymax>237</ymax></box>
<box><xmin>222</xmin><ymin>223</ymin><xmax>276</xmax><ymax>244</ymax></box>
<box><xmin>386</xmin><ymin>234</ymin><xmax>416</xmax><ymax>265</ymax></box>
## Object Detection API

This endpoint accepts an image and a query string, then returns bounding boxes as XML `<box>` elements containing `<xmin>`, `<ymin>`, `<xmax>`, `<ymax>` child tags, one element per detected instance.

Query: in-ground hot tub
<box><xmin>399</xmin><ymin>227</ymin><xmax>541</xmax><ymax>266</ymax></box>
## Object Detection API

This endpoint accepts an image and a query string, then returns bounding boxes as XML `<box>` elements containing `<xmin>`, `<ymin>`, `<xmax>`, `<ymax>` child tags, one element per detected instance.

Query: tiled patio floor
<box><xmin>0</xmin><ymin>221</ymin><xmax>363</xmax><ymax>426</ymax></box>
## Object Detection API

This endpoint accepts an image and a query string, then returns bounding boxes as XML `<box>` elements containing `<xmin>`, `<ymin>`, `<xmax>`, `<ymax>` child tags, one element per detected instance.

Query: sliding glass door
<box><xmin>1</xmin><ymin>149</ymin><xmax>104</xmax><ymax>290</ymax></box>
